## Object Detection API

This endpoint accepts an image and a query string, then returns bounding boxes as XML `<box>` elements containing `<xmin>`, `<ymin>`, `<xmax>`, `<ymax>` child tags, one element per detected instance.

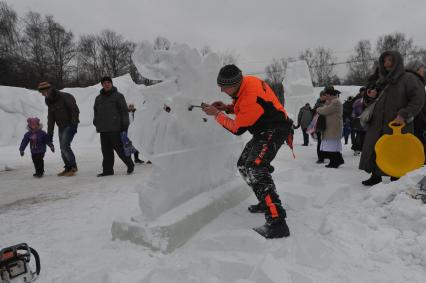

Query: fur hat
<box><xmin>323</xmin><ymin>85</ymin><xmax>341</xmax><ymax>96</ymax></box>
<box><xmin>217</xmin><ymin>65</ymin><xmax>243</xmax><ymax>87</ymax></box>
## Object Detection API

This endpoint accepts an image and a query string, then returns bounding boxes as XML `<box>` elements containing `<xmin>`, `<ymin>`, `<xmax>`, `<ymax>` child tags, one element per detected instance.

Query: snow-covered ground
<box><xmin>1</xmin><ymin>138</ymin><xmax>426</xmax><ymax>283</ymax></box>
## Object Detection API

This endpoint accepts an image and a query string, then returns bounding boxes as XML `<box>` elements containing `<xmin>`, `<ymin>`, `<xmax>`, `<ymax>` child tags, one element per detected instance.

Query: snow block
<box><xmin>283</xmin><ymin>60</ymin><xmax>315</xmax><ymax>118</ymax></box>
<box><xmin>111</xmin><ymin>178</ymin><xmax>250</xmax><ymax>253</ymax></box>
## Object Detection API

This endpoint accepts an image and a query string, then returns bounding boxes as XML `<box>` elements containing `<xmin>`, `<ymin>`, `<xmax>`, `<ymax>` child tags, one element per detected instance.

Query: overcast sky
<box><xmin>5</xmin><ymin>0</ymin><xmax>426</xmax><ymax>75</ymax></box>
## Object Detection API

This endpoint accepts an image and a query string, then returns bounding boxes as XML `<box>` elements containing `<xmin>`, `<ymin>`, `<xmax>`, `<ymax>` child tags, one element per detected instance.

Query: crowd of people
<box><xmin>17</xmin><ymin>50</ymin><xmax>426</xmax><ymax>239</ymax></box>
<box><xmin>296</xmin><ymin>51</ymin><xmax>426</xmax><ymax>186</ymax></box>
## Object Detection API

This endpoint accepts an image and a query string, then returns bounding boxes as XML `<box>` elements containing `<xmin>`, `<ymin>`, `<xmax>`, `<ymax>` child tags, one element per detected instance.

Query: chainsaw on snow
<box><xmin>0</xmin><ymin>243</ymin><xmax>40</xmax><ymax>283</ymax></box>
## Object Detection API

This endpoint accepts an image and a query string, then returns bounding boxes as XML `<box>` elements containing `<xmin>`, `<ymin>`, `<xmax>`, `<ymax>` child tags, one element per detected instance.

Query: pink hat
<box><xmin>27</xmin><ymin>117</ymin><xmax>40</xmax><ymax>128</ymax></box>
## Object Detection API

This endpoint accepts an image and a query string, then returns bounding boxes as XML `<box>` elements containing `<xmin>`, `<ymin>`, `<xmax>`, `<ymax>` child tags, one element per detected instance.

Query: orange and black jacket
<box><xmin>215</xmin><ymin>76</ymin><xmax>291</xmax><ymax>135</ymax></box>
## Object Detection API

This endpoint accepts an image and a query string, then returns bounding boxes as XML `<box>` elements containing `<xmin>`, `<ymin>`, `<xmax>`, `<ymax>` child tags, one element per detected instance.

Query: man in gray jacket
<box><xmin>93</xmin><ymin>77</ymin><xmax>134</xmax><ymax>177</ymax></box>
<box><xmin>296</xmin><ymin>103</ymin><xmax>313</xmax><ymax>146</ymax></box>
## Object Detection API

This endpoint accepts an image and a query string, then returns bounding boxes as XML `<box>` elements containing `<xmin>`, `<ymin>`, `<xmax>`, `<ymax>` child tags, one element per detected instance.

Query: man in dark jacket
<box><xmin>38</xmin><ymin>81</ymin><xmax>79</xmax><ymax>176</ymax></box>
<box><xmin>93</xmin><ymin>76</ymin><xmax>134</xmax><ymax>177</ymax></box>
<box><xmin>342</xmin><ymin>96</ymin><xmax>354</xmax><ymax>145</ymax></box>
<box><xmin>297</xmin><ymin>103</ymin><xmax>313</xmax><ymax>146</ymax></box>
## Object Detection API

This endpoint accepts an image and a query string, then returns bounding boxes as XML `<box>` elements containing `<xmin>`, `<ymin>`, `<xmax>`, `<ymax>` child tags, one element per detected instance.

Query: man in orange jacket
<box><xmin>202</xmin><ymin>64</ymin><xmax>291</xmax><ymax>238</ymax></box>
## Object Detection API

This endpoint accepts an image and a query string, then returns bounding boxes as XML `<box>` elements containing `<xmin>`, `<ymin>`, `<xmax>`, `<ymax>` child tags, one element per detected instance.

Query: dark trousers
<box><xmin>343</xmin><ymin>127</ymin><xmax>351</xmax><ymax>144</ymax></box>
<box><xmin>58</xmin><ymin>126</ymin><xmax>77</xmax><ymax>169</ymax></box>
<box><xmin>302</xmin><ymin>128</ymin><xmax>309</xmax><ymax>145</ymax></box>
<box><xmin>316</xmin><ymin>132</ymin><xmax>325</xmax><ymax>161</ymax></box>
<box><xmin>237</xmin><ymin>129</ymin><xmax>287</xmax><ymax>223</ymax></box>
<box><xmin>350</xmin><ymin>128</ymin><xmax>356</xmax><ymax>145</ymax></box>
<box><xmin>100</xmin><ymin>132</ymin><xmax>134</xmax><ymax>174</ymax></box>
<box><xmin>31</xmin><ymin>153</ymin><xmax>45</xmax><ymax>174</ymax></box>
<box><xmin>351</xmin><ymin>130</ymin><xmax>366</xmax><ymax>151</ymax></box>
<box><xmin>134</xmin><ymin>150</ymin><xmax>141</xmax><ymax>160</ymax></box>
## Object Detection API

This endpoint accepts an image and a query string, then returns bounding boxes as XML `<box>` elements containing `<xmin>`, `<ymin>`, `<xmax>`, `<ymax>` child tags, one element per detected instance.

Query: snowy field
<box><xmin>1</xmin><ymin>139</ymin><xmax>426</xmax><ymax>283</ymax></box>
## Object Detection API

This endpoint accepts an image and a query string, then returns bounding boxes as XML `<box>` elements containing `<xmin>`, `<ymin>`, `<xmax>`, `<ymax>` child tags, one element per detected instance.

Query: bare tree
<box><xmin>153</xmin><ymin>36</ymin><xmax>171</xmax><ymax>50</ymax></box>
<box><xmin>44</xmin><ymin>15</ymin><xmax>75</xmax><ymax>88</ymax></box>
<box><xmin>299</xmin><ymin>47</ymin><xmax>336</xmax><ymax>86</ymax></box>
<box><xmin>314</xmin><ymin>47</ymin><xmax>336</xmax><ymax>86</ymax></box>
<box><xmin>264</xmin><ymin>58</ymin><xmax>287</xmax><ymax>106</ymax></box>
<box><xmin>376</xmin><ymin>32</ymin><xmax>419</xmax><ymax>61</ymax></box>
<box><xmin>97</xmin><ymin>29</ymin><xmax>134</xmax><ymax>77</ymax></box>
<box><xmin>346</xmin><ymin>40</ymin><xmax>375</xmax><ymax>85</ymax></box>
<box><xmin>77</xmin><ymin>34</ymin><xmax>102</xmax><ymax>83</ymax></box>
<box><xmin>0</xmin><ymin>1</ymin><xmax>22</xmax><ymax>57</ymax></box>
<box><xmin>265</xmin><ymin>58</ymin><xmax>287</xmax><ymax>84</ymax></box>
<box><xmin>22</xmin><ymin>11</ymin><xmax>52</xmax><ymax>81</ymax></box>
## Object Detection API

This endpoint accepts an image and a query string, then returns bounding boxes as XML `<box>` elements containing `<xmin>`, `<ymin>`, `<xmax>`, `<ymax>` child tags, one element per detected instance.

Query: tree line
<box><xmin>0</xmin><ymin>2</ymin><xmax>175</xmax><ymax>89</ymax></box>
<box><xmin>265</xmin><ymin>33</ymin><xmax>426</xmax><ymax>87</ymax></box>
<box><xmin>2</xmin><ymin>1</ymin><xmax>425</xmax><ymax>90</ymax></box>
<box><xmin>0</xmin><ymin>2</ymin><xmax>242</xmax><ymax>89</ymax></box>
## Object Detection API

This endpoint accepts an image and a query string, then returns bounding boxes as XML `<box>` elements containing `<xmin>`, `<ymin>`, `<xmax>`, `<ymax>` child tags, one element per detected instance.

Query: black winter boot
<box><xmin>325</xmin><ymin>152</ymin><xmax>344</xmax><ymax>168</ymax></box>
<box><xmin>134</xmin><ymin>152</ymin><xmax>144</xmax><ymax>164</ymax></box>
<box><xmin>362</xmin><ymin>174</ymin><xmax>382</xmax><ymax>186</ymax></box>
<box><xmin>253</xmin><ymin>219</ymin><xmax>290</xmax><ymax>239</ymax></box>
<box><xmin>325</xmin><ymin>152</ymin><xmax>336</xmax><ymax>168</ymax></box>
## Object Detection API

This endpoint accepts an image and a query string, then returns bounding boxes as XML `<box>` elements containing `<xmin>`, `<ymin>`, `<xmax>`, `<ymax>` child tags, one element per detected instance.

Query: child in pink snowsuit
<box><xmin>19</xmin><ymin>117</ymin><xmax>54</xmax><ymax>178</ymax></box>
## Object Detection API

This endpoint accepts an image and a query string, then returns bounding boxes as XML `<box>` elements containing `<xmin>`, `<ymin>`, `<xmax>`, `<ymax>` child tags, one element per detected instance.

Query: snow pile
<box><xmin>319</xmin><ymin>167</ymin><xmax>426</xmax><ymax>275</ymax></box>
<box><xmin>112</xmin><ymin>42</ymin><xmax>246</xmax><ymax>252</ymax></box>
<box><xmin>0</xmin><ymin>85</ymin><xmax>45</xmax><ymax>146</ymax></box>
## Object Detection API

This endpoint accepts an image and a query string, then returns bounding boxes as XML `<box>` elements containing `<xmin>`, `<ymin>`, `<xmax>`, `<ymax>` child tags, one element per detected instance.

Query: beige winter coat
<box><xmin>316</xmin><ymin>98</ymin><xmax>343</xmax><ymax>140</ymax></box>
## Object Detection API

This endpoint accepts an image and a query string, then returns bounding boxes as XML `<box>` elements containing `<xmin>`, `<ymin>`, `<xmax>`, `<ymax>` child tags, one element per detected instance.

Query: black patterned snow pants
<box><xmin>237</xmin><ymin>129</ymin><xmax>288</xmax><ymax>223</ymax></box>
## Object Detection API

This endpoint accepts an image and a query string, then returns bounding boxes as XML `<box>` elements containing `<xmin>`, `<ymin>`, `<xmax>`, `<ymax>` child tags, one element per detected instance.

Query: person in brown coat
<box><xmin>360</xmin><ymin>51</ymin><xmax>425</xmax><ymax>186</ymax></box>
<box><xmin>316</xmin><ymin>86</ymin><xmax>344</xmax><ymax>168</ymax></box>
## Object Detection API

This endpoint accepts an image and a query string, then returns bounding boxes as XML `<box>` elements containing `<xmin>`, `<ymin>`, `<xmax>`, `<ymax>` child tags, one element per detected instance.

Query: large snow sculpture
<box><xmin>111</xmin><ymin>42</ymin><xmax>248</xmax><ymax>252</ymax></box>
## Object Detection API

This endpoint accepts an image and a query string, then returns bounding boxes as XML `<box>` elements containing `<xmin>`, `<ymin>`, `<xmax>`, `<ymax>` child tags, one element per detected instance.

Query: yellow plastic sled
<box><xmin>375</xmin><ymin>122</ymin><xmax>425</xmax><ymax>178</ymax></box>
